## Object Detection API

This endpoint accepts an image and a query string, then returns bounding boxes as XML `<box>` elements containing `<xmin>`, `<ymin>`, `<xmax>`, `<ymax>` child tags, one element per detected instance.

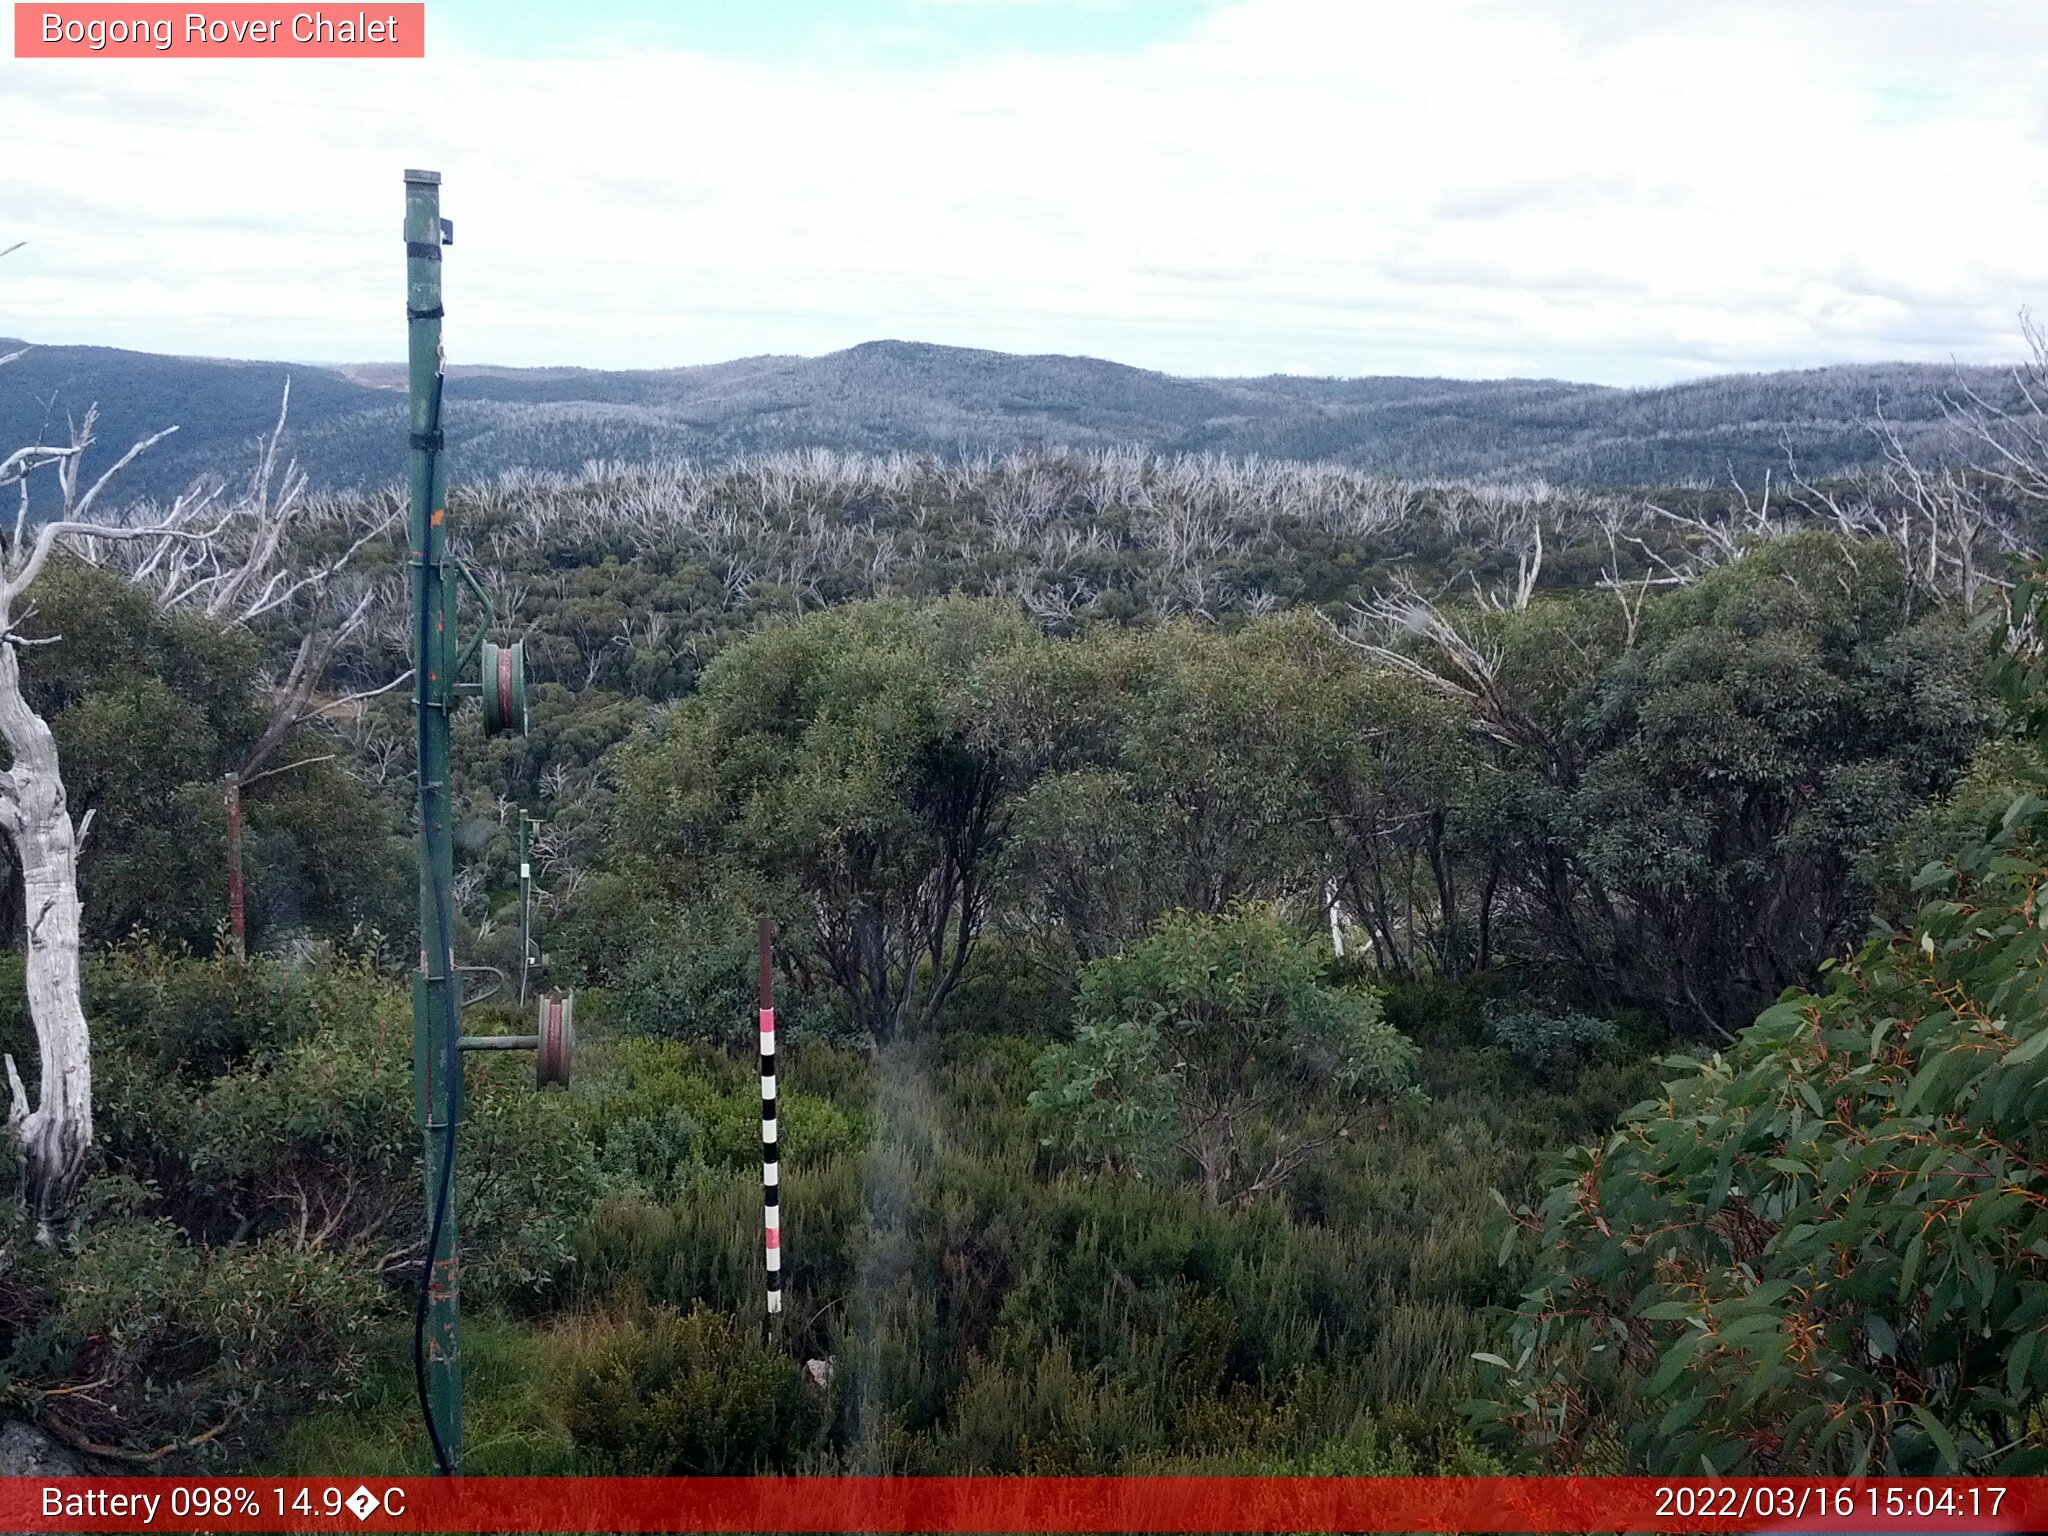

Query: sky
<box><xmin>4</xmin><ymin>0</ymin><xmax>2047</xmax><ymax>386</ymax></box>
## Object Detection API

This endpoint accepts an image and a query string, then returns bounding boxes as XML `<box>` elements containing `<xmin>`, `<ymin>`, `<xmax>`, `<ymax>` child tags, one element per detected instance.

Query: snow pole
<box><xmin>517</xmin><ymin>813</ymin><xmax>536</xmax><ymax>1006</ymax></box>
<box><xmin>759</xmin><ymin>916</ymin><xmax>782</xmax><ymax>1316</ymax></box>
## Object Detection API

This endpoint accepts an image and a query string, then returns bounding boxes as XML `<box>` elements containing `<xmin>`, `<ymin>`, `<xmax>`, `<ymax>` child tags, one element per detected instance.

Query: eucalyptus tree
<box><xmin>1480</xmin><ymin>580</ymin><xmax>2048</xmax><ymax>1471</ymax></box>
<box><xmin>614</xmin><ymin>597</ymin><xmax>1052</xmax><ymax>1045</ymax></box>
<box><xmin>1347</xmin><ymin>533</ymin><xmax>1991</xmax><ymax>1035</ymax></box>
<box><xmin>1004</xmin><ymin>615</ymin><xmax>1466</xmax><ymax>969</ymax></box>
<box><xmin>89</xmin><ymin>384</ymin><xmax>406</xmax><ymax>952</ymax></box>
<box><xmin>1031</xmin><ymin>906</ymin><xmax>1418</xmax><ymax>1207</ymax></box>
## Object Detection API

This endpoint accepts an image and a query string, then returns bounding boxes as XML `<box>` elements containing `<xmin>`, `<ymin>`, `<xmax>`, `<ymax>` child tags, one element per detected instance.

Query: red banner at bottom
<box><xmin>5</xmin><ymin>1477</ymin><xmax>2044</xmax><ymax>1533</ymax></box>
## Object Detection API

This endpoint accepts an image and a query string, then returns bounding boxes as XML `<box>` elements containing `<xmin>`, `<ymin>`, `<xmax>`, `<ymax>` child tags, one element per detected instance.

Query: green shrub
<box><xmin>1032</xmin><ymin>907</ymin><xmax>1418</xmax><ymax>1205</ymax></box>
<box><xmin>88</xmin><ymin>941</ymin><xmax>331</xmax><ymax>1080</ymax></box>
<box><xmin>930</xmin><ymin>1334</ymin><xmax>1162</xmax><ymax>1472</ymax></box>
<box><xmin>1482</xmin><ymin>1004</ymin><xmax>1618</xmax><ymax>1086</ymax></box>
<box><xmin>459</xmin><ymin>1048</ymin><xmax>609</xmax><ymax>1304</ymax></box>
<box><xmin>15</xmin><ymin>1216</ymin><xmax>384</xmax><ymax>1461</ymax></box>
<box><xmin>85</xmin><ymin>947</ymin><xmax>598</xmax><ymax>1304</ymax></box>
<box><xmin>91</xmin><ymin>948</ymin><xmax>411</xmax><ymax>1250</ymax></box>
<box><xmin>613</xmin><ymin>899</ymin><xmax>833</xmax><ymax>1044</ymax></box>
<box><xmin>571</xmin><ymin>1036</ymin><xmax>866</xmax><ymax>1197</ymax></box>
<box><xmin>1475</xmin><ymin>780</ymin><xmax>2048</xmax><ymax>1473</ymax></box>
<box><xmin>0</xmin><ymin>947</ymin><xmax>606</xmax><ymax>1465</ymax></box>
<box><xmin>560</xmin><ymin>1302</ymin><xmax>819</xmax><ymax>1472</ymax></box>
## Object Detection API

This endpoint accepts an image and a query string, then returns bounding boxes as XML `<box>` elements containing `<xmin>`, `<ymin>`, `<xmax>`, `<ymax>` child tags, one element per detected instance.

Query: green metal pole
<box><xmin>405</xmin><ymin>167</ymin><xmax>462</xmax><ymax>1474</ymax></box>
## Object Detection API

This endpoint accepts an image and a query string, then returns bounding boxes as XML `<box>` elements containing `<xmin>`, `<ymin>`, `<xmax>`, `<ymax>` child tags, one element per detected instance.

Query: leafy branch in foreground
<box><xmin>1474</xmin><ymin>581</ymin><xmax>2048</xmax><ymax>1473</ymax></box>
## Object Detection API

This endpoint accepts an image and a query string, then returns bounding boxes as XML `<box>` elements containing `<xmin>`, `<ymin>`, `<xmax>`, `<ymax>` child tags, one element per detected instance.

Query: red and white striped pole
<box><xmin>758</xmin><ymin>916</ymin><xmax>782</xmax><ymax>1316</ymax></box>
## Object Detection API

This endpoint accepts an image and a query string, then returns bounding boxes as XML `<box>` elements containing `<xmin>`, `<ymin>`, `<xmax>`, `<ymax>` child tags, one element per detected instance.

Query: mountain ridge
<box><xmin>0</xmin><ymin>334</ymin><xmax>2010</xmax><ymax>509</ymax></box>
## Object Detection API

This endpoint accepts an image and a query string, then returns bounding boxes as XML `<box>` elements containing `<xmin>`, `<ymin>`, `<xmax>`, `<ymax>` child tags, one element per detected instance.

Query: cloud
<box><xmin>1</xmin><ymin>0</ymin><xmax>2044</xmax><ymax>386</ymax></box>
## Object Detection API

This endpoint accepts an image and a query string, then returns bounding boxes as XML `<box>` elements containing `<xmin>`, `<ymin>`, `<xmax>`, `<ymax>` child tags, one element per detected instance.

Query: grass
<box><xmin>269</xmin><ymin>1310</ymin><xmax>583</xmax><ymax>1476</ymax></box>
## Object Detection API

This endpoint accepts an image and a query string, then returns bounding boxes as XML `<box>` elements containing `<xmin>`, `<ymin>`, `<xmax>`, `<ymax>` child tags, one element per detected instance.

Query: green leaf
<box><xmin>1909</xmin><ymin>1403</ymin><xmax>1960</xmax><ymax>1470</ymax></box>
<box><xmin>2005</xmin><ymin>1027</ymin><xmax>2048</xmax><ymax>1067</ymax></box>
<box><xmin>1638</xmin><ymin>1300</ymin><xmax>1697</xmax><ymax>1321</ymax></box>
<box><xmin>2008</xmin><ymin>1330</ymin><xmax>2038</xmax><ymax>1401</ymax></box>
<box><xmin>1899</xmin><ymin>1230</ymin><xmax>1928</xmax><ymax>1305</ymax></box>
<box><xmin>1911</xmin><ymin>861</ymin><xmax>1956</xmax><ymax>892</ymax></box>
<box><xmin>2006</xmin><ymin>1284</ymin><xmax>2048</xmax><ymax>1334</ymax></box>
<box><xmin>1718</xmin><ymin>1311</ymin><xmax>1782</xmax><ymax>1342</ymax></box>
<box><xmin>1657</xmin><ymin>1394</ymin><xmax>1706</xmax><ymax>1436</ymax></box>
<box><xmin>1644</xmin><ymin>1330</ymin><xmax>1707</xmax><ymax>1397</ymax></box>
<box><xmin>1899</xmin><ymin>1053</ymin><xmax>1951</xmax><ymax>1116</ymax></box>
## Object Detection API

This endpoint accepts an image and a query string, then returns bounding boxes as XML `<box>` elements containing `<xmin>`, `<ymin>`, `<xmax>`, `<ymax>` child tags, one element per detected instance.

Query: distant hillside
<box><xmin>0</xmin><ymin>335</ymin><xmax>2013</xmax><ymax>512</ymax></box>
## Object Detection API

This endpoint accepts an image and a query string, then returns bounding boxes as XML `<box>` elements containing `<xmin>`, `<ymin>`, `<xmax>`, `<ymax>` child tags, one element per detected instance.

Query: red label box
<box><xmin>1</xmin><ymin>1477</ymin><xmax>2044</xmax><ymax>1533</ymax></box>
<box><xmin>14</xmin><ymin>3</ymin><xmax>425</xmax><ymax>57</ymax></box>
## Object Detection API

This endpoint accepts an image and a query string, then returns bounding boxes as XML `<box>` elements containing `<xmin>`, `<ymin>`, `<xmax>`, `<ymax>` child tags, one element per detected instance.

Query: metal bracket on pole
<box><xmin>458</xmin><ymin>991</ymin><xmax>575</xmax><ymax>1089</ymax></box>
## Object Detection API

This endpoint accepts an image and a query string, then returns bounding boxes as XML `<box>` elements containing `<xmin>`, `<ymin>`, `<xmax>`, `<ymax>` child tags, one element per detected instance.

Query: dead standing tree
<box><xmin>0</xmin><ymin>383</ymin><xmax>235</xmax><ymax>1245</ymax></box>
<box><xmin>1785</xmin><ymin>356</ymin><xmax>2046</xmax><ymax>614</ymax></box>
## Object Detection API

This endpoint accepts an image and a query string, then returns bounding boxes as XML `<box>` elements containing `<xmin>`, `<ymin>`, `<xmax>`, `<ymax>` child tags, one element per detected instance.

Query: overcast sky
<box><xmin>4</xmin><ymin>0</ymin><xmax>2046</xmax><ymax>385</ymax></box>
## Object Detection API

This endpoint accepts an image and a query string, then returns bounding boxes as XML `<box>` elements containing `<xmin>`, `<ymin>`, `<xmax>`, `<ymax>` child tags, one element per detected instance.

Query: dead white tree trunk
<box><xmin>0</xmin><ymin>628</ymin><xmax>90</xmax><ymax>1247</ymax></box>
<box><xmin>1341</xmin><ymin>577</ymin><xmax>1554</xmax><ymax>757</ymax></box>
<box><xmin>0</xmin><ymin>372</ymin><xmax>225</xmax><ymax>1244</ymax></box>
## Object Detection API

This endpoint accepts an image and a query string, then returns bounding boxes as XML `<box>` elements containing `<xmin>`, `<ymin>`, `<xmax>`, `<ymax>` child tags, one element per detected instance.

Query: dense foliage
<box><xmin>1032</xmin><ymin>908</ymin><xmax>1417</xmax><ymax>1206</ymax></box>
<box><xmin>0</xmin><ymin>945</ymin><xmax>595</xmax><ymax>1458</ymax></box>
<box><xmin>3</xmin><ymin>419</ymin><xmax>2039</xmax><ymax>1476</ymax></box>
<box><xmin>588</xmin><ymin>545</ymin><xmax>1984</xmax><ymax>1043</ymax></box>
<box><xmin>604</xmin><ymin>600</ymin><xmax>1048</xmax><ymax>1045</ymax></box>
<box><xmin>279</xmin><ymin>989</ymin><xmax>1638</xmax><ymax>1476</ymax></box>
<box><xmin>12</xmin><ymin>562</ymin><xmax>407</xmax><ymax>952</ymax></box>
<box><xmin>1478</xmin><ymin>533</ymin><xmax>1992</xmax><ymax>1033</ymax></box>
<box><xmin>1476</xmin><ymin>589</ymin><xmax>2048</xmax><ymax>1473</ymax></box>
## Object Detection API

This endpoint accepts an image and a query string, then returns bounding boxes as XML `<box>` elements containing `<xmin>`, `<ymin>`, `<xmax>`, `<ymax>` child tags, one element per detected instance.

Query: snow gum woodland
<box><xmin>3</xmin><ymin>333</ymin><xmax>2048</xmax><ymax>1474</ymax></box>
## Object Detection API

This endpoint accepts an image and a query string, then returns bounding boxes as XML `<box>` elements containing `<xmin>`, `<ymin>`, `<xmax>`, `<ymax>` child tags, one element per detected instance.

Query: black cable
<box><xmin>412</xmin><ymin>369</ymin><xmax>460</xmax><ymax>1478</ymax></box>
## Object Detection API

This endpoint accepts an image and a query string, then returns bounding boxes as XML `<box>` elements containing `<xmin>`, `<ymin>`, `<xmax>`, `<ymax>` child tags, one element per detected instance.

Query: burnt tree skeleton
<box><xmin>0</xmin><ymin>382</ymin><xmax>239</xmax><ymax>1246</ymax></box>
<box><xmin>0</xmin><ymin>305</ymin><xmax>399</xmax><ymax>1237</ymax></box>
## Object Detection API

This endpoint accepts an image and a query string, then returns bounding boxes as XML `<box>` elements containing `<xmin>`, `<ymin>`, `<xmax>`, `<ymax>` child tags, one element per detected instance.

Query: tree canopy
<box><xmin>1032</xmin><ymin>907</ymin><xmax>1418</xmax><ymax>1207</ymax></box>
<box><xmin>1475</xmin><ymin>577</ymin><xmax>2048</xmax><ymax>1473</ymax></box>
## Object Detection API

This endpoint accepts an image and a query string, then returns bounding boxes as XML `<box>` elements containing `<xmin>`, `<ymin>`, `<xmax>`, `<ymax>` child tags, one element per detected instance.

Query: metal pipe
<box><xmin>405</xmin><ymin>165</ymin><xmax>462</xmax><ymax>1476</ymax></box>
<box><xmin>458</xmin><ymin>1034</ymin><xmax>541</xmax><ymax>1052</ymax></box>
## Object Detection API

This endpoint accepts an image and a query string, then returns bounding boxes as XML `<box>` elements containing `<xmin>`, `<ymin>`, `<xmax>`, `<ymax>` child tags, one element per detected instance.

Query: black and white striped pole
<box><xmin>758</xmin><ymin>916</ymin><xmax>782</xmax><ymax>1316</ymax></box>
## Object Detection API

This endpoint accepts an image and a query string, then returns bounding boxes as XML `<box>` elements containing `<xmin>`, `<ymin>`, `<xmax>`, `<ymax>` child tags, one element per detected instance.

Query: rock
<box><xmin>0</xmin><ymin>1420</ymin><xmax>81</xmax><ymax>1476</ymax></box>
<box><xmin>802</xmin><ymin>1357</ymin><xmax>836</xmax><ymax>1395</ymax></box>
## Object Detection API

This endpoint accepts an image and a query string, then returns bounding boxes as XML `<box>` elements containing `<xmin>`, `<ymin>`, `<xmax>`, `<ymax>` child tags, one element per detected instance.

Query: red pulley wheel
<box><xmin>480</xmin><ymin>639</ymin><xmax>527</xmax><ymax>737</ymax></box>
<box><xmin>536</xmin><ymin>992</ymin><xmax>574</xmax><ymax>1088</ymax></box>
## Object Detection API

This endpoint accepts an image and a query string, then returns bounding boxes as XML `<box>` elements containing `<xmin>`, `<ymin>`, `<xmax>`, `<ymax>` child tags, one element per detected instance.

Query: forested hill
<box><xmin>0</xmin><ymin>333</ymin><xmax>2014</xmax><ymax>508</ymax></box>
